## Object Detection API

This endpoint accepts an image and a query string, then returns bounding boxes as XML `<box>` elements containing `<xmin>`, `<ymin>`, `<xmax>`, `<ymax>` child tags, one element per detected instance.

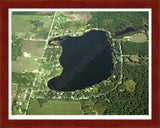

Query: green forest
<box><xmin>104</xmin><ymin>63</ymin><xmax>148</xmax><ymax>114</ymax></box>
<box><xmin>122</xmin><ymin>41</ymin><xmax>148</xmax><ymax>56</ymax></box>
<box><xmin>87</xmin><ymin>12</ymin><xmax>148</xmax><ymax>37</ymax></box>
<box><xmin>79</xmin><ymin>40</ymin><xmax>149</xmax><ymax>115</ymax></box>
<box><xmin>106</xmin><ymin>40</ymin><xmax>148</xmax><ymax>115</ymax></box>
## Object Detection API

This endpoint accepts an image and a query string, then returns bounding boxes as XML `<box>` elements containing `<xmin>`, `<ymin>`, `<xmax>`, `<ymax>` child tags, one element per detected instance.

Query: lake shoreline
<box><xmin>47</xmin><ymin>30</ymin><xmax>113</xmax><ymax>91</ymax></box>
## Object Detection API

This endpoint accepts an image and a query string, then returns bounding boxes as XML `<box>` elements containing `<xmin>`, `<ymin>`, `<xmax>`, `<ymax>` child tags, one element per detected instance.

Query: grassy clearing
<box><xmin>123</xmin><ymin>33</ymin><xmax>147</xmax><ymax>43</ymax></box>
<box><xmin>125</xmin><ymin>80</ymin><xmax>136</xmax><ymax>92</ymax></box>
<box><xmin>124</xmin><ymin>55</ymin><xmax>140</xmax><ymax>65</ymax></box>
<box><xmin>130</xmin><ymin>33</ymin><xmax>147</xmax><ymax>42</ymax></box>
<box><xmin>124</xmin><ymin>57</ymin><xmax>136</xmax><ymax>65</ymax></box>
<box><xmin>130</xmin><ymin>55</ymin><xmax>139</xmax><ymax>62</ymax></box>
<box><xmin>27</xmin><ymin>99</ymin><xmax>82</xmax><ymax>115</ymax></box>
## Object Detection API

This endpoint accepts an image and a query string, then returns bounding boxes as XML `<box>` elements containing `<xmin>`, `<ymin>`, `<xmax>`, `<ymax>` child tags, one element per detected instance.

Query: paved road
<box><xmin>24</xmin><ymin>12</ymin><xmax>57</xmax><ymax>115</ymax></box>
<box><xmin>119</xmin><ymin>41</ymin><xmax>123</xmax><ymax>85</ymax></box>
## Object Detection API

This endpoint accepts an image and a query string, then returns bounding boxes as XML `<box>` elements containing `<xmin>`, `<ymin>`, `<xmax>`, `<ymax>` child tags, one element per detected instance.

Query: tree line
<box><xmin>12</xmin><ymin>35</ymin><xmax>22</xmax><ymax>61</ymax></box>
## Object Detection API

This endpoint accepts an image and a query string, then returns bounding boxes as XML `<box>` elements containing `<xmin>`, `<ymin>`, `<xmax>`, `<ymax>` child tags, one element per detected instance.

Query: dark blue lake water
<box><xmin>48</xmin><ymin>30</ymin><xmax>113</xmax><ymax>91</ymax></box>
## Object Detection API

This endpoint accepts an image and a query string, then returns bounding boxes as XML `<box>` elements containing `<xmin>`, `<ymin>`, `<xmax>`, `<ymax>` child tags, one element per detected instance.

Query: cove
<box><xmin>113</xmin><ymin>27</ymin><xmax>135</xmax><ymax>37</ymax></box>
<box><xmin>47</xmin><ymin>30</ymin><xmax>113</xmax><ymax>91</ymax></box>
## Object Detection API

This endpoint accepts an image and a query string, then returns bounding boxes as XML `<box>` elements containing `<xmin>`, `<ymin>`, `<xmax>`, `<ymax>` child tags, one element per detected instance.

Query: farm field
<box><xmin>12</xmin><ymin>15</ymin><xmax>44</xmax><ymax>34</ymax></box>
<box><xmin>27</xmin><ymin>99</ymin><xmax>82</xmax><ymax>115</ymax></box>
<box><xmin>12</xmin><ymin>40</ymin><xmax>46</xmax><ymax>73</ymax></box>
<box><xmin>12</xmin><ymin>15</ymin><xmax>53</xmax><ymax>39</ymax></box>
<box><xmin>21</xmin><ymin>40</ymin><xmax>46</xmax><ymax>58</ymax></box>
<box><xmin>12</xmin><ymin>57</ymin><xmax>39</xmax><ymax>73</ymax></box>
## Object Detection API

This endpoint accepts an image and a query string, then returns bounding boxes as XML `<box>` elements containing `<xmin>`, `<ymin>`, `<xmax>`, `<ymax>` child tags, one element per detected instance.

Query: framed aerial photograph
<box><xmin>0</xmin><ymin>0</ymin><xmax>160</xmax><ymax>128</ymax></box>
<box><xmin>9</xmin><ymin>8</ymin><xmax>151</xmax><ymax>120</ymax></box>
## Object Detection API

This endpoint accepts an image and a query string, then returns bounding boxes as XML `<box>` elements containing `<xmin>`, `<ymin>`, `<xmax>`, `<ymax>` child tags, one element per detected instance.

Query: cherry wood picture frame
<box><xmin>0</xmin><ymin>0</ymin><xmax>160</xmax><ymax>128</ymax></box>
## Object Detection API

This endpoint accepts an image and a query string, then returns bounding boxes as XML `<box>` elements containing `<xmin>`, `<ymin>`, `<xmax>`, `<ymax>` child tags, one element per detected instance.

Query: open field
<box><xmin>130</xmin><ymin>33</ymin><xmax>147</xmax><ymax>42</ymax></box>
<box><xmin>12</xmin><ymin>40</ymin><xmax>45</xmax><ymax>73</ymax></box>
<box><xmin>27</xmin><ymin>99</ymin><xmax>82</xmax><ymax>115</ymax></box>
<box><xmin>21</xmin><ymin>40</ymin><xmax>46</xmax><ymax>58</ymax></box>
<box><xmin>64</xmin><ymin>12</ymin><xmax>91</xmax><ymax>24</ymax></box>
<box><xmin>12</xmin><ymin>15</ymin><xmax>53</xmax><ymax>39</ymax></box>
<box><xmin>12</xmin><ymin>15</ymin><xmax>44</xmax><ymax>34</ymax></box>
<box><xmin>12</xmin><ymin>57</ymin><xmax>39</xmax><ymax>73</ymax></box>
<box><xmin>123</xmin><ymin>33</ymin><xmax>147</xmax><ymax>43</ymax></box>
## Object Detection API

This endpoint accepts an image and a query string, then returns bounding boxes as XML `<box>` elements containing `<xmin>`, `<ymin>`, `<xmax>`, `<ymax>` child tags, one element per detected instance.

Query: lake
<box><xmin>48</xmin><ymin>30</ymin><xmax>113</xmax><ymax>91</ymax></box>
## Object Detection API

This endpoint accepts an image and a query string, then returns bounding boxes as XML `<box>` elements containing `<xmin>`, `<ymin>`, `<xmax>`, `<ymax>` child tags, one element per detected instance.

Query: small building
<box><xmin>19</xmin><ymin>108</ymin><xmax>22</xmax><ymax>113</ymax></box>
<box><xmin>71</xmin><ymin>96</ymin><xmax>74</xmax><ymax>98</ymax></box>
<box><xmin>90</xmin><ymin>87</ymin><xmax>93</xmax><ymax>90</ymax></box>
<box><xmin>23</xmin><ymin>52</ymin><xmax>31</xmax><ymax>58</ymax></box>
<box><xmin>45</xmin><ymin>15</ymin><xmax>49</xmax><ymax>18</ymax></box>
<box><xmin>123</xmin><ymin>36</ymin><xmax>131</xmax><ymax>41</ymax></box>
<box><xmin>19</xmin><ymin>102</ymin><xmax>22</xmax><ymax>106</ymax></box>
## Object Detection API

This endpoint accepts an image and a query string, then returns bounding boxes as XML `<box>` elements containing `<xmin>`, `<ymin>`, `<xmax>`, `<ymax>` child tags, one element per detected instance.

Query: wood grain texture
<box><xmin>0</xmin><ymin>0</ymin><xmax>160</xmax><ymax>128</ymax></box>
